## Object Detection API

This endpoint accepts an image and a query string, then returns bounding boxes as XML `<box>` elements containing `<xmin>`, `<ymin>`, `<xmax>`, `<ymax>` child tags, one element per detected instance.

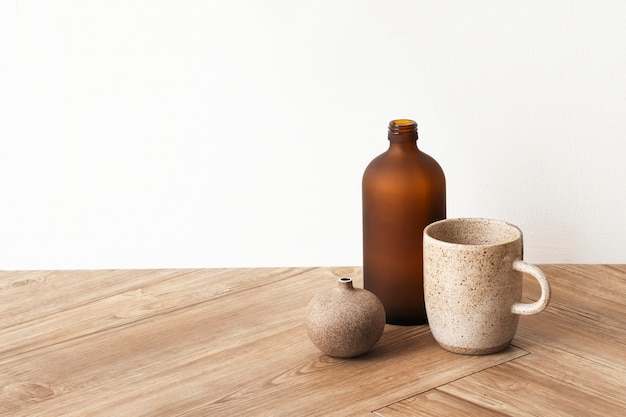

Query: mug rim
<box><xmin>424</xmin><ymin>217</ymin><xmax>523</xmax><ymax>248</ymax></box>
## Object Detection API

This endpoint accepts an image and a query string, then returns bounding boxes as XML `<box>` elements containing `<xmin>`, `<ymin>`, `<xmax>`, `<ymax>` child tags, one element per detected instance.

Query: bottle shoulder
<box><xmin>363</xmin><ymin>148</ymin><xmax>445</xmax><ymax>178</ymax></box>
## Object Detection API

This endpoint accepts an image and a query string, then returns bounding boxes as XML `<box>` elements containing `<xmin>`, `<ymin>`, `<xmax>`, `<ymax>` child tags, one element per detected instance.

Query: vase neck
<box><xmin>338</xmin><ymin>277</ymin><xmax>354</xmax><ymax>290</ymax></box>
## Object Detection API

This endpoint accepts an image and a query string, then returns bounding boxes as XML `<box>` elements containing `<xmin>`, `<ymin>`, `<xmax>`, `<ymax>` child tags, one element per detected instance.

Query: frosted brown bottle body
<box><xmin>362</xmin><ymin>120</ymin><xmax>446</xmax><ymax>325</ymax></box>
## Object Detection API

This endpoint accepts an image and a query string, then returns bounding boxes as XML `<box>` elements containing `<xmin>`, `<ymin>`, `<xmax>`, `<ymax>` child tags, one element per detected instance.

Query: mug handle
<box><xmin>510</xmin><ymin>260</ymin><xmax>551</xmax><ymax>315</ymax></box>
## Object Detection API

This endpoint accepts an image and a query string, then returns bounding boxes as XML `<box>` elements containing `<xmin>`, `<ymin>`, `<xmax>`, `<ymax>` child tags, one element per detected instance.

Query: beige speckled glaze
<box><xmin>305</xmin><ymin>277</ymin><xmax>386</xmax><ymax>358</ymax></box>
<box><xmin>423</xmin><ymin>218</ymin><xmax>551</xmax><ymax>355</ymax></box>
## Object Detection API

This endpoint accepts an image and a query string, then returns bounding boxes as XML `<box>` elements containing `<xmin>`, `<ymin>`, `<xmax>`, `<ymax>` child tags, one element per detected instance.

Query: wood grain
<box><xmin>0</xmin><ymin>265</ymin><xmax>624</xmax><ymax>416</ymax></box>
<box><xmin>0</xmin><ymin>269</ymin><xmax>200</xmax><ymax>329</ymax></box>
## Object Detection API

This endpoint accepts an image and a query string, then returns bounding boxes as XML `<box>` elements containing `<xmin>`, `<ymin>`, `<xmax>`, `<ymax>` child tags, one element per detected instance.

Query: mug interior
<box><xmin>425</xmin><ymin>218</ymin><xmax>521</xmax><ymax>246</ymax></box>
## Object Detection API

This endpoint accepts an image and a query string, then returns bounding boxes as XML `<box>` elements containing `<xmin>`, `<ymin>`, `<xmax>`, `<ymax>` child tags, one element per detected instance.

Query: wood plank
<box><xmin>0</xmin><ymin>326</ymin><xmax>525</xmax><ymax>417</ymax></box>
<box><xmin>0</xmin><ymin>269</ymin><xmax>200</xmax><ymax>329</ymax></box>
<box><xmin>375</xmin><ymin>264</ymin><xmax>626</xmax><ymax>416</ymax></box>
<box><xmin>194</xmin><ymin>328</ymin><xmax>525</xmax><ymax>417</ymax></box>
<box><xmin>373</xmin><ymin>389</ymin><xmax>509</xmax><ymax>417</ymax></box>
<box><xmin>0</xmin><ymin>267</ymin><xmax>333</xmax><ymax>416</ymax></box>
<box><xmin>376</xmin><ymin>352</ymin><xmax>625</xmax><ymax>416</ymax></box>
<box><xmin>0</xmin><ymin>267</ymin><xmax>525</xmax><ymax>416</ymax></box>
<box><xmin>406</xmin><ymin>346</ymin><xmax>624</xmax><ymax>417</ymax></box>
<box><xmin>0</xmin><ymin>267</ymin><xmax>315</xmax><ymax>360</ymax></box>
<box><xmin>516</xmin><ymin>264</ymin><xmax>626</xmax><ymax>371</ymax></box>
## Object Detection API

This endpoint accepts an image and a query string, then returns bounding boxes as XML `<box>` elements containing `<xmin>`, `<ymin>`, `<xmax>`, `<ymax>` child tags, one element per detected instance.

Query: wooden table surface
<box><xmin>0</xmin><ymin>265</ymin><xmax>624</xmax><ymax>416</ymax></box>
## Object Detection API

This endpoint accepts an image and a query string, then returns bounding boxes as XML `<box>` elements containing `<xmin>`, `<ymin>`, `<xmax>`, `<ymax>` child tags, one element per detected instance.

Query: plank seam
<box><xmin>370</xmin><ymin>344</ymin><xmax>531</xmax><ymax>415</ymax></box>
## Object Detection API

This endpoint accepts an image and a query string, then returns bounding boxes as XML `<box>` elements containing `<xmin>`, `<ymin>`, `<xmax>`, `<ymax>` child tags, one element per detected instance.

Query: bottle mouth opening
<box><xmin>391</xmin><ymin>119</ymin><xmax>416</xmax><ymax>128</ymax></box>
<box><xmin>389</xmin><ymin>119</ymin><xmax>417</xmax><ymax>133</ymax></box>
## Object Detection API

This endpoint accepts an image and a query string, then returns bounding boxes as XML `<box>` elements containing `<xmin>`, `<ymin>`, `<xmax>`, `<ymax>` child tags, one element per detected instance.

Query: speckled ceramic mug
<box><xmin>423</xmin><ymin>218</ymin><xmax>551</xmax><ymax>355</ymax></box>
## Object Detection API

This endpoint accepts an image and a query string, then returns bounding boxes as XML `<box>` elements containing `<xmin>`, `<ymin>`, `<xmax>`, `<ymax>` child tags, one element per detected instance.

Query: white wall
<box><xmin>1</xmin><ymin>0</ymin><xmax>625</xmax><ymax>269</ymax></box>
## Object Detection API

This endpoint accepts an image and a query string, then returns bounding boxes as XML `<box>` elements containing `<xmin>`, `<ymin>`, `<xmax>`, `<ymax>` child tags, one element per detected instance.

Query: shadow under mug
<box><xmin>423</xmin><ymin>218</ymin><xmax>551</xmax><ymax>355</ymax></box>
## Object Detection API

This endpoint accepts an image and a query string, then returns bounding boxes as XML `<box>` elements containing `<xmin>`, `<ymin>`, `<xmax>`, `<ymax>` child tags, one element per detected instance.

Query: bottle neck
<box><xmin>388</xmin><ymin>119</ymin><xmax>418</xmax><ymax>143</ymax></box>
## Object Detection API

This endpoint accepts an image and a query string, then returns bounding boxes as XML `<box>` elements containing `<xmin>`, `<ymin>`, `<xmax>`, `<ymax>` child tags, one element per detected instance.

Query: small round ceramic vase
<box><xmin>305</xmin><ymin>277</ymin><xmax>386</xmax><ymax>358</ymax></box>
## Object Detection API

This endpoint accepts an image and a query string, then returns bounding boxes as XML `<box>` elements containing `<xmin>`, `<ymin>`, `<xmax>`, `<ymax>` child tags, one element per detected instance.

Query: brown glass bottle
<box><xmin>362</xmin><ymin>119</ymin><xmax>446</xmax><ymax>325</ymax></box>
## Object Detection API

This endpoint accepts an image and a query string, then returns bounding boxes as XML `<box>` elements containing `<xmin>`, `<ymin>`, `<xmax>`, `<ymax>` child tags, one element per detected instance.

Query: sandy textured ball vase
<box><xmin>305</xmin><ymin>277</ymin><xmax>386</xmax><ymax>358</ymax></box>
